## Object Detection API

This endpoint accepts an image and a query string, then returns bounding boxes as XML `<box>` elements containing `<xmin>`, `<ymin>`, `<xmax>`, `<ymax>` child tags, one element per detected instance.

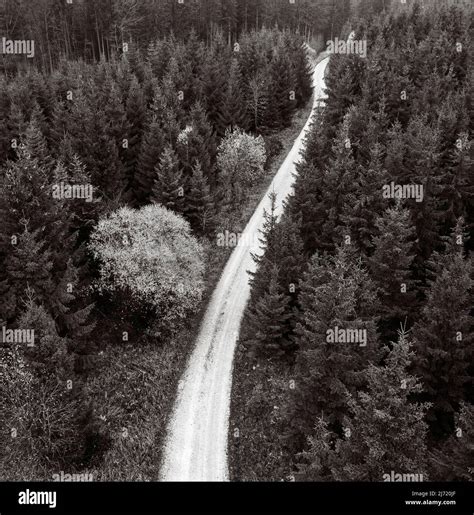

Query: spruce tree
<box><xmin>124</xmin><ymin>75</ymin><xmax>147</xmax><ymax>196</ymax></box>
<box><xmin>249</xmin><ymin>192</ymin><xmax>279</xmax><ymax>302</ymax></box>
<box><xmin>184</xmin><ymin>161</ymin><xmax>215</xmax><ymax>235</ymax></box>
<box><xmin>297</xmin><ymin>330</ymin><xmax>429</xmax><ymax>481</ymax></box>
<box><xmin>246</xmin><ymin>265</ymin><xmax>291</xmax><ymax>358</ymax></box>
<box><xmin>215</xmin><ymin>58</ymin><xmax>249</xmax><ymax>137</ymax></box>
<box><xmin>264</xmin><ymin>51</ymin><xmax>294</xmax><ymax>130</ymax></box>
<box><xmin>318</xmin><ymin>114</ymin><xmax>358</xmax><ymax>252</ymax></box>
<box><xmin>0</xmin><ymin>227</ymin><xmax>55</xmax><ymax>323</ymax></box>
<box><xmin>284</xmin><ymin>243</ymin><xmax>379</xmax><ymax>454</ymax></box>
<box><xmin>151</xmin><ymin>146</ymin><xmax>185</xmax><ymax>214</ymax></box>
<box><xmin>429</xmin><ymin>402</ymin><xmax>474</xmax><ymax>481</ymax></box>
<box><xmin>21</xmin><ymin>108</ymin><xmax>55</xmax><ymax>171</ymax></box>
<box><xmin>200</xmin><ymin>48</ymin><xmax>229</xmax><ymax>131</ymax></box>
<box><xmin>412</xmin><ymin>220</ymin><xmax>473</xmax><ymax>436</ymax></box>
<box><xmin>135</xmin><ymin>115</ymin><xmax>166</xmax><ymax>205</ymax></box>
<box><xmin>18</xmin><ymin>297</ymin><xmax>74</xmax><ymax>380</ymax></box>
<box><xmin>341</xmin><ymin>142</ymin><xmax>389</xmax><ymax>255</ymax></box>
<box><xmin>368</xmin><ymin>202</ymin><xmax>417</xmax><ymax>341</ymax></box>
<box><xmin>176</xmin><ymin>102</ymin><xmax>216</xmax><ymax>184</ymax></box>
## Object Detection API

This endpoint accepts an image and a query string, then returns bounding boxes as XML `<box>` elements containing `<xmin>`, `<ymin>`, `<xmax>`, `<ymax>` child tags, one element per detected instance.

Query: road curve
<box><xmin>160</xmin><ymin>55</ymin><xmax>329</xmax><ymax>482</ymax></box>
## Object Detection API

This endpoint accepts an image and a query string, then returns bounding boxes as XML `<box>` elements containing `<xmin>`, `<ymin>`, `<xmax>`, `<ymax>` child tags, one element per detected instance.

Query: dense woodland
<box><xmin>0</xmin><ymin>0</ymin><xmax>472</xmax><ymax>483</ymax></box>
<box><xmin>232</xmin><ymin>0</ymin><xmax>473</xmax><ymax>481</ymax></box>
<box><xmin>1</xmin><ymin>0</ymin><xmax>356</xmax><ymax>72</ymax></box>
<box><xmin>0</xmin><ymin>0</ymin><xmax>320</xmax><ymax>478</ymax></box>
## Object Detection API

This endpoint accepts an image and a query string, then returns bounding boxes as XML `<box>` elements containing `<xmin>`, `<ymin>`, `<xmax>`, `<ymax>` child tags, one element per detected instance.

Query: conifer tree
<box><xmin>412</xmin><ymin>220</ymin><xmax>473</xmax><ymax>436</ymax></box>
<box><xmin>124</xmin><ymin>75</ymin><xmax>147</xmax><ymax>195</ymax></box>
<box><xmin>368</xmin><ymin>202</ymin><xmax>417</xmax><ymax>340</ymax></box>
<box><xmin>297</xmin><ymin>330</ymin><xmax>429</xmax><ymax>481</ymax></box>
<box><xmin>0</xmin><ymin>139</ymin><xmax>93</xmax><ymax>337</ymax></box>
<box><xmin>200</xmin><ymin>48</ymin><xmax>229</xmax><ymax>131</ymax></box>
<box><xmin>215</xmin><ymin>58</ymin><xmax>249</xmax><ymax>137</ymax></box>
<box><xmin>341</xmin><ymin>142</ymin><xmax>389</xmax><ymax>255</ymax></box>
<box><xmin>288</xmin><ymin>36</ymin><xmax>313</xmax><ymax>108</ymax></box>
<box><xmin>249</xmin><ymin>192</ymin><xmax>279</xmax><ymax>302</ymax></box>
<box><xmin>249</xmin><ymin>211</ymin><xmax>306</xmax><ymax>349</ymax></box>
<box><xmin>264</xmin><ymin>51</ymin><xmax>294</xmax><ymax>130</ymax></box>
<box><xmin>22</xmin><ymin>108</ymin><xmax>55</xmax><ymax>171</ymax></box>
<box><xmin>438</xmin><ymin>132</ymin><xmax>473</xmax><ymax>243</ymax></box>
<box><xmin>18</xmin><ymin>297</ymin><xmax>74</xmax><ymax>380</ymax></box>
<box><xmin>184</xmin><ymin>161</ymin><xmax>215</xmax><ymax>235</ymax></box>
<box><xmin>247</xmin><ymin>70</ymin><xmax>269</xmax><ymax>132</ymax></box>
<box><xmin>284</xmin><ymin>243</ymin><xmax>379</xmax><ymax>453</ymax></box>
<box><xmin>318</xmin><ymin>114</ymin><xmax>358</xmax><ymax>252</ymax></box>
<box><xmin>151</xmin><ymin>146</ymin><xmax>185</xmax><ymax>214</ymax></box>
<box><xmin>403</xmin><ymin>115</ymin><xmax>442</xmax><ymax>279</ymax></box>
<box><xmin>135</xmin><ymin>115</ymin><xmax>166</xmax><ymax>205</ymax></box>
<box><xmin>429</xmin><ymin>402</ymin><xmax>474</xmax><ymax>481</ymax></box>
<box><xmin>176</xmin><ymin>102</ymin><xmax>216</xmax><ymax>184</ymax></box>
<box><xmin>246</xmin><ymin>265</ymin><xmax>291</xmax><ymax>358</ymax></box>
<box><xmin>67</xmin><ymin>88</ymin><xmax>126</xmax><ymax>200</ymax></box>
<box><xmin>0</xmin><ymin>227</ymin><xmax>55</xmax><ymax>323</ymax></box>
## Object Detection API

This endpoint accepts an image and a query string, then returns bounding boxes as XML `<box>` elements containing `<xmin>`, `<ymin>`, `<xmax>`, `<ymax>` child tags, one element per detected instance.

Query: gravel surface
<box><xmin>160</xmin><ymin>56</ymin><xmax>330</xmax><ymax>482</ymax></box>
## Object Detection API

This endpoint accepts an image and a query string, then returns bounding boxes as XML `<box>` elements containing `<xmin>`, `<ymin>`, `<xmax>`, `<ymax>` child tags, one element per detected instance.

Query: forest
<box><xmin>231</xmin><ymin>0</ymin><xmax>473</xmax><ymax>482</ymax></box>
<box><xmin>0</xmin><ymin>0</ymin><xmax>472</xmax><ymax>484</ymax></box>
<box><xmin>0</xmin><ymin>0</ymin><xmax>322</xmax><ymax>480</ymax></box>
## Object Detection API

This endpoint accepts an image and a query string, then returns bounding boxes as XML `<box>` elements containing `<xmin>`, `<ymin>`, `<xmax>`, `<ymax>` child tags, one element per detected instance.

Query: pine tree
<box><xmin>297</xmin><ymin>330</ymin><xmax>429</xmax><ymax>481</ymax></box>
<box><xmin>323</xmin><ymin>53</ymin><xmax>363</xmax><ymax>138</ymax></box>
<box><xmin>284</xmin><ymin>243</ymin><xmax>379</xmax><ymax>454</ymax></box>
<box><xmin>249</xmin><ymin>210</ymin><xmax>306</xmax><ymax>350</ymax></box>
<box><xmin>412</xmin><ymin>220</ymin><xmax>473</xmax><ymax>436</ymax></box>
<box><xmin>246</xmin><ymin>265</ymin><xmax>291</xmax><ymax>358</ymax></box>
<box><xmin>249</xmin><ymin>192</ymin><xmax>279</xmax><ymax>302</ymax></box>
<box><xmin>21</xmin><ymin>109</ymin><xmax>55</xmax><ymax>171</ymax></box>
<box><xmin>124</xmin><ymin>75</ymin><xmax>147</xmax><ymax>195</ymax></box>
<box><xmin>404</xmin><ymin>115</ymin><xmax>443</xmax><ymax>281</ymax></box>
<box><xmin>246</xmin><ymin>70</ymin><xmax>269</xmax><ymax>133</ymax></box>
<box><xmin>0</xmin><ymin>227</ymin><xmax>55</xmax><ymax>323</ymax></box>
<box><xmin>288</xmin><ymin>35</ymin><xmax>313</xmax><ymax>108</ymax></box>
<box><xmin>51</xmin><ymin>155</ymin><xmax>100</xmax><ymax>237</ymax></box>
<box><xmin>318</xmin><ymin>114</ymin><xmax>358</xmax><ymax>252</ymax></box>
<box><xmin>438</xmin><ymin>132</ymin><xmax>473</xmax><ymax>245</ymax></box>
<box><xmin>184</xmin><ymin>161</ymin><xmax>215</xmax><ymax>235</ymax></box>
<box><xmin>0</xmin><ymin>141</ymin><xmax>93</xmax><ymax>337</ymax></box>
<box><xmin>368</xmin><ymin>202</ymin><xmax>417</xmax><ymax>341</ymax></box>
<box><xmin>151</xmin><ymin>146</ymin><xmax>185</xmax><ymax>213</ymax></box>
<box><xmin>429</xmin><ymin>402</ymin><xmax>474</xmax><ymax>481</ymax></box>
<box><xmin>18</xmin><ymin>297</ymin><xmax>74</xmax><ymax>380</ymax></box>
<box><xmin>200</xmin><ymin>47</ymin><xmax>229</xmax><ymax>131</ymax></box>
<box><xmin>215</xmin><ymin>58</ymin><xmax>249</xmax><ymax>137</ymax></box>
<box><xmin>135</xmin><ymin>115</ymin><xmax>166</xmax><ymax>205</ymax></box>
<box><xmin>176</xmin><ymin>102</ymin><xmax>216</xmax><ymax>184</ymax></box>
<box><xmin>67</xmin><ymin>87</ymin><xmax>126</xmax><ymax>200</ymax></box>
<box><xmin>341</xmin><ymin>142</ymin><xmax>389</xmax><ymax>255</ymax></box>
<box><xmin>264</xmin><ymin>51</ymin><xmax>294</xmax><ymax>130</ymax></box>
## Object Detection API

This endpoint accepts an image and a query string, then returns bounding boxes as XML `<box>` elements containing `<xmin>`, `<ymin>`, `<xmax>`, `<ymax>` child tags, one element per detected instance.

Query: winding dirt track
<box><xmin>160</xmin><ymin>55</ymin><xmax>329</xmax><ymax>482</ymax></box>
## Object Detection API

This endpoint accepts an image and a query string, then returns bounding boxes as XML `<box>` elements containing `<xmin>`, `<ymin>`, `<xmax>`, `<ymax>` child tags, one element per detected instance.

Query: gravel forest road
<box><xmin>160</xmin><ymin>54</ymin><xmax>329</xmax><ymax>482</ymax></box>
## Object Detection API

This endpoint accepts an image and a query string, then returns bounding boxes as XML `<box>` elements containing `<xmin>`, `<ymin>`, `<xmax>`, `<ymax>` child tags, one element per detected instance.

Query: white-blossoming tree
<box><xmin>89</xmin><ymin>204</ymin><xmax>205</xmax><ymax>333</ymax></box>
<box><xmin>217</xmin><ymin>127</ymin><xmax>266</xmax><ymax>204</ymax></box>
